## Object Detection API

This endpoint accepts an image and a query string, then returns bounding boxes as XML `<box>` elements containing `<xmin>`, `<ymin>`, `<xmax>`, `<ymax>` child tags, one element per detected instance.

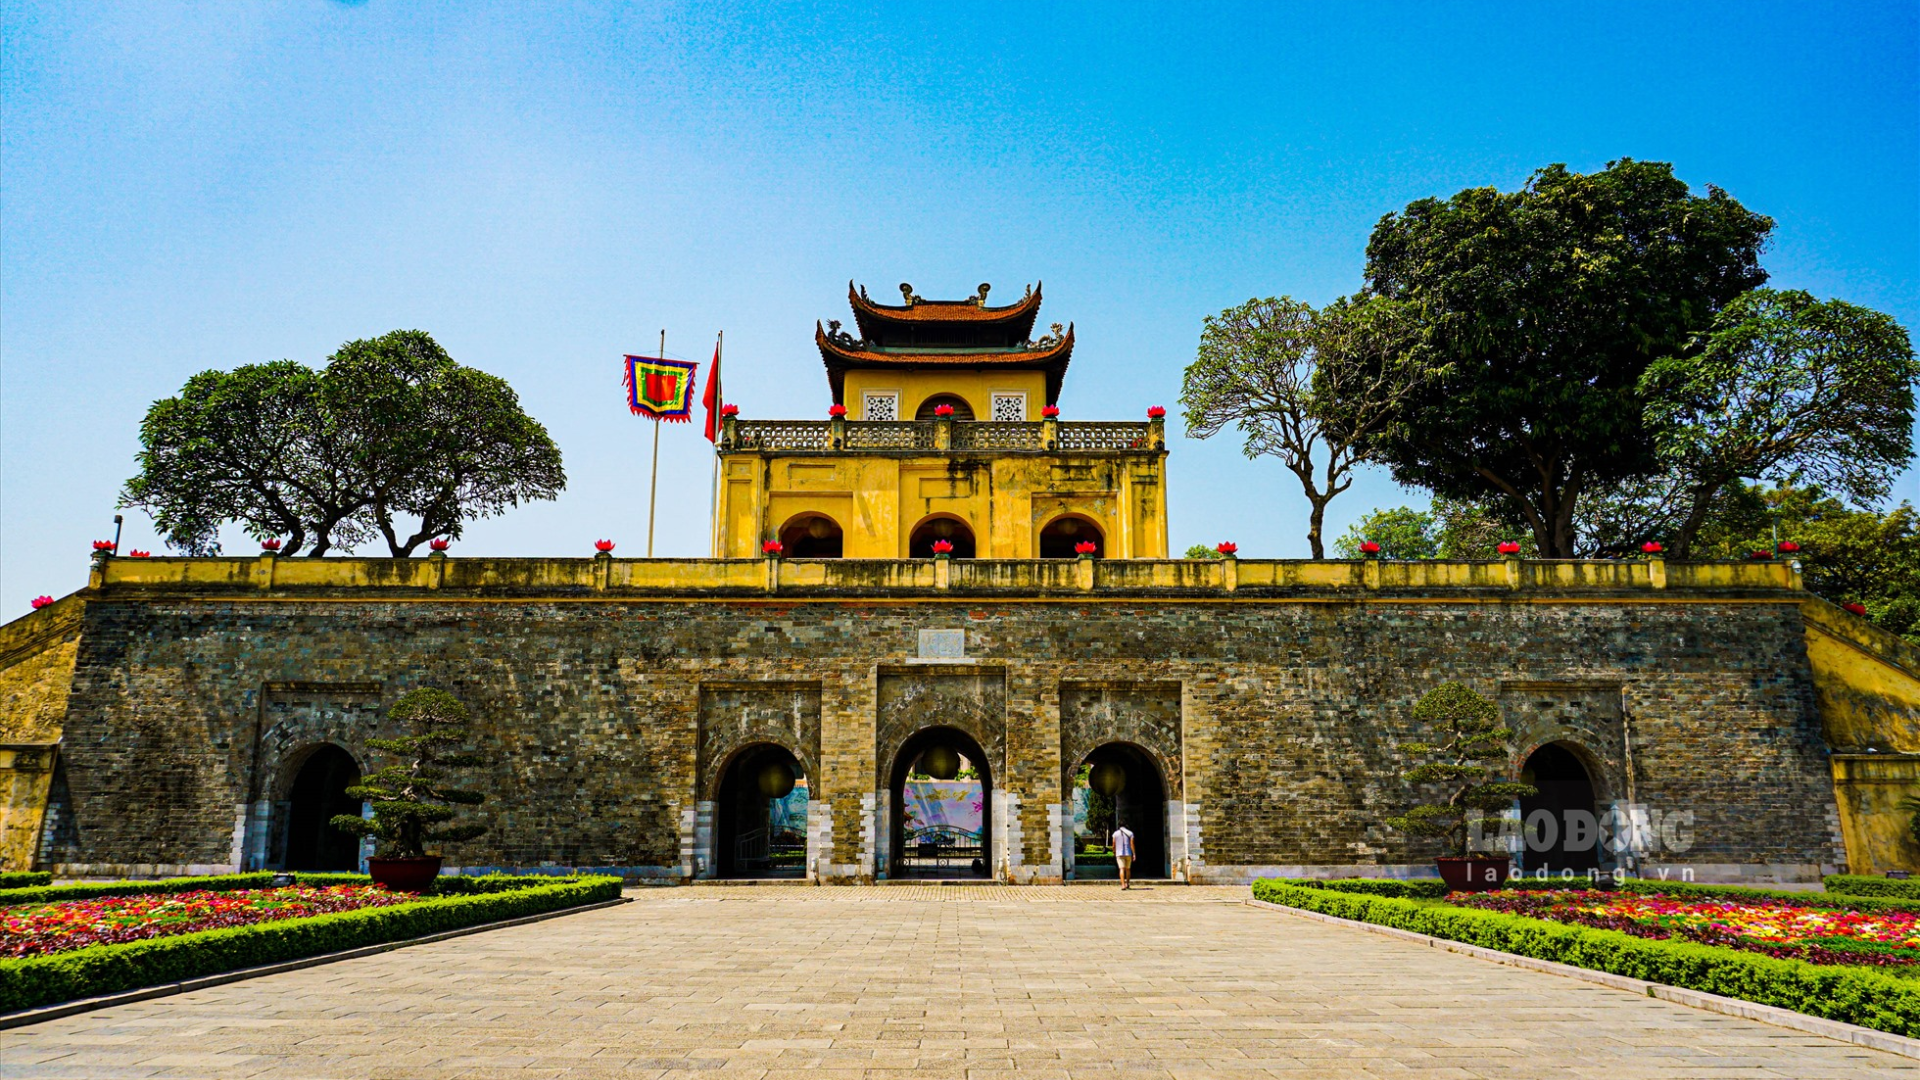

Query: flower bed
<box><xmin>3</xmin><ymin>885</ymin><xmax>415</xmax><ymax>958</ymax></box>
<box><xmin>1456</xmin><ymin>889</ymin><xmax>1920</xmax><ymax>973</ymax></box>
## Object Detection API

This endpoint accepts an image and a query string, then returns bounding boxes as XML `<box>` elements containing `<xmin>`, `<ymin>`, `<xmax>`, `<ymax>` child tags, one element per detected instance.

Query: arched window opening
<box><xmin>715</xmin><ymin>744</ymin><xmax>809</xmax><ymax>878</ymax></box>
<box><xmin>1039</xmin><ymin>515</ymin><xmax>1104</xmax><ymax>559</ymax></box>
<box><xmin>889</xmin><ymin>726</ymin><xmax>992</xmax><ymax>879</ymax></box>
<box><xmin>909</xmin><ymin>516</ymin><xmax>976</xmax><ymax>559</ymax></box>
<box><xmin>914</xmin><ymin>394</ymin><xmax>975</xmax><ymax>421</ymax></box>
<box><xmin>778</xmin><ymin>513</ymin><xmax>844</xmax><ymax>558</ymax></box>
<box><xmin>1518</xmin><ymin>742</ymin><xmax>1602</xmax><ymax>874</ymax></box>
<box><xmin>1069</xmin><ymin>743</ymin><xmax>1167</xmax><ymax>879</ymax></box>
<box><xmin>284</xmin><ymin>745</ymin><xmax>362</xmax><ymax>872</ymax></box>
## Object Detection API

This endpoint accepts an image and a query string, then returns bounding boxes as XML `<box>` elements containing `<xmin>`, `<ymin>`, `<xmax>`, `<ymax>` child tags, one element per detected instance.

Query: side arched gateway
<box><xmin>280</xmin><ymin>744</ymin><xmax>363</xmax><ymax>872</ymax></box>
<box><xmin>713</xmin><ymin>743</ymin><xmax>810</xmax><ymax>878</ymax></box>
<box><xmin>1518</xmin><ymin>742</ymin><xmax>1604</xmax><ymax>874</ymax></box>
<box><xmin>1069</xmin><ymin>742</ymin><xmax>1168</xmax><ymax>879</ymax></box>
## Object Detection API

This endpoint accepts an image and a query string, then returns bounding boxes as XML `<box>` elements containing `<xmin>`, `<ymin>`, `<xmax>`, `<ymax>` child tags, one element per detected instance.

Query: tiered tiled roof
<box><xmin>819</xmin><ymin>282</ymin><xmax>1074</xmax><ymax>404</ymax></box>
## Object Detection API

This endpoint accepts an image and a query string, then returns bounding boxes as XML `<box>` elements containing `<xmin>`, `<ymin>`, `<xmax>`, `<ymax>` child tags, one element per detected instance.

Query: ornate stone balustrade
<box><xmin>722</xmin><ymin>418</ymin><xmax>1161</xmax><ymax>454</ymax></box>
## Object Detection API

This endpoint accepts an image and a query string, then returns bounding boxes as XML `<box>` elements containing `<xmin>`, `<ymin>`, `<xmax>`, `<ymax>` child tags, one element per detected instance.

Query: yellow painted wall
<box><xmin>1802</xmin><ymin>599</ymin><xmax>1920</xmax><ymax>872</ymax></box>
<box><xmin>842</xmin><ymin>370</ymin><xmax>1049</xmax><ymax>420</ymax></box>
<box><xmin>0</xmin><ymin>596</ymin><xmax>83</xmax><ymax>872</ymax></box>
<box><xmin>1831</xmin><ymin>755</ymin><xmax>1920</xmax><ymax>875</ymax></box>
<box><xmin>717</xmin><ymin>445</ymin><xmax>1169</xmax><ymax>559</ymax></box>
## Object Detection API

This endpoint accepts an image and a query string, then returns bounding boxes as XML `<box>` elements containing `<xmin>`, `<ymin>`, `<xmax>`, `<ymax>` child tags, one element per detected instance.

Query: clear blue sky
<box><xmin>4</xmin><ymin>2</ymin><xmax>1915</xmax><ymax>617</ymax></box>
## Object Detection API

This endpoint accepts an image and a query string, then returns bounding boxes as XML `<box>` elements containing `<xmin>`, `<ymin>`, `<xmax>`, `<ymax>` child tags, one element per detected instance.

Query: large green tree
<box><xmin>1361</xmin><ymin>160</ymin><xmax>1774</xmax><ymax>557</ymax></box>
<box><xmin>123</xmin><ymin>331</ymin><xmax>564</xmax><ymax>556</ymax></box>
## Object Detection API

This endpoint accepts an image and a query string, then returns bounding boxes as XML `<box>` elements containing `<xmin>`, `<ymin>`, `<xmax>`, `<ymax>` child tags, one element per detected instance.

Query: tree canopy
<box><xmin>1361</xmin><ymin>159</ymin><xmax>1775</xmax><ymax>557</ymax></box>
<box><xmin>123</xmin><ymin>331</ymin><xmax>564</xmax><ymax>556</ymax></box>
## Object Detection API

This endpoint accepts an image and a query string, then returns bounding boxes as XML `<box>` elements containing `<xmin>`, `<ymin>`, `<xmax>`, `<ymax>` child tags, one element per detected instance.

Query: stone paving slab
<box><xmin>3</xmin><ymin>885</ymin><xmax>1912</xmax><ymax>1078</ymax></box>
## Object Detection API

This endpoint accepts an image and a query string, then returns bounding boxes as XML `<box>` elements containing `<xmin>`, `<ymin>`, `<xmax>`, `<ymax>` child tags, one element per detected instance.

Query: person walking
<box><xmin>1112</xmin><ymin>821</ymin><xmax>1136</xmax><ymax>890</ymax></box>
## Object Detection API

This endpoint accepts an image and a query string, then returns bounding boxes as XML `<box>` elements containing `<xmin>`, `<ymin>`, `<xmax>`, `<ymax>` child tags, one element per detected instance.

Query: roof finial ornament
<box><xmin>899</xmin><ymin>283</ymin><xmax>923</xmax><ymax>305</ymax></box>
<box><xmin>825</xmin><ymin>320</ymin><xmax>858</xmax><ymax>347</ymax></box>
<box><xmin>1035</xmin><ymin>322</ymin><xmax>1066</xmax><ymax>349</ymax></box>
<box><xmin>974</xmin><ymin>283</ymin><xmax>991</xmax><ymax>305</ymax></box>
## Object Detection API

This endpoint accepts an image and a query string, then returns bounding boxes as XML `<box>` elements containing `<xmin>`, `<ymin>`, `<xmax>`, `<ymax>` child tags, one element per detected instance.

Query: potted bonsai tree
<box><xmin>330</xmin><ymin>687</ymin><xmax>488</xmax><ymax>891</ymax></box>
<box><xmin>1385</xmin><ymin>681</ymin><xmax>1535</xmax><ymax>892</ymax></box>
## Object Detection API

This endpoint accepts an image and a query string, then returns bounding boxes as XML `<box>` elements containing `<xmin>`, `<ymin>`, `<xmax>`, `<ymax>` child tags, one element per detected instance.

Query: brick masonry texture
<box><xmin>31</xmin><ymin>593</ymin><xmax>1844</xmax><ymax>880</ymax></box>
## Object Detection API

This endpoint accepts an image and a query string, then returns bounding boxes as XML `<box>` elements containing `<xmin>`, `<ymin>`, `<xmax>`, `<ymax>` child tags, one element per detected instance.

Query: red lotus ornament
<box><xmin>1748</xmin><ymin>550</ymin><xmax>1773</xmax><ymax>560</ymax></box>
<box><xmin>1497</xmin><ymin>541</ymin><xmax>1522</xmax><ymax>556</ymax></box>
<box><xmin>1146</xmin><ymin>406</ymin><xmax>1167</xmax><ymax>419</ymax></box>
<box><xmin>128</xmin><ymin>550</ymin><xmax>151</xmax><ymax>558</ymax></box>
<box><xmin>429</xmin><ymin>538</ymin><xmax>450</xmax><ymax>552</ymax></box>
<box><xmin>1640</xmin><ymin>542</ymin><xmax>1663</xmax><ymax>554</ymax></box>
<box><xmin>931</xmin><ymin>539</ymin><xmax>953</xmax><ymax>555</ymax></box>
<box><xmin>763</xmin><ymin>539</ymin><xmax>784</xmax><ymax>556</ymax></box>
<box><xmin>91</xmin><ymin>540</ymin><xmax>114</xmax><ymax>552</ymax></box>
<box><xmin>1215</xmin><ymin>541</ymin><xmax>1238</xmax><ymax>556</ymax></box>
<box><xmin>30</xmin><ymin>596</ymin><xmax>53</xmax><ymax>610</ymax></box>
<box><xmin>260</xmin><ymin>538</ymin><xmax>282</xmax><ymax>552</ymax></box>
<box><xmin>1843</xmin><ymin>602</ymin><xmax>1868</xmax><ymax>616</ymax></box>
<box><xmin>594</xmin><ymin>539</ymin><xmax>615</xmax><ymax>553</ymax></box>
<box><xmin>720</xmin><ymin>403</ymin><xmax>739</xmax><ymax>418</ymax></box>
<box><xmin>934</xmin><ymin>403</ymin><xmax>955</xmax><ymax>418</ymax></box>
<box><xmin>1359</xmin><ymin>540</ymin><xmax>1381</xmax><ymax>556</ymax></box>
<box><xmin>1041</xmin><ymin>405</ymin><xmax>1060</xmax><ymax>419</ymax></box>
<box><xmin>1074</xmin><ymin>541</ymin><xmax>1098</xmax><ymax>556</ymax></box>
<box><xmin>1777</xmin><ymin>541</ymin><xmax>1801</xmax><ymax>553</ymax></box>
<box><xmin>828</xmin><ymin>404</ymin><xmax>847</xmax><ymax>418</ymax></box>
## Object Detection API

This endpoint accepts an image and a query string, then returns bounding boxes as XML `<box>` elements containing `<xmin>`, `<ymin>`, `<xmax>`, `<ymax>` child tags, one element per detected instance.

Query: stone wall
<box><xmin>21</xmin><ymin>585</ymin><xmax>1850</xmax><ymax>882</ymax></box>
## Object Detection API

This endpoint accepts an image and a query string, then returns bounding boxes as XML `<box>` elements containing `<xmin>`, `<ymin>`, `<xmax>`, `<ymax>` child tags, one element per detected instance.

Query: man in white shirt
<box><xmin>1112</xmin><ymin>823</ymin><xmax>1136</xmax><ymax>890</ymax></box>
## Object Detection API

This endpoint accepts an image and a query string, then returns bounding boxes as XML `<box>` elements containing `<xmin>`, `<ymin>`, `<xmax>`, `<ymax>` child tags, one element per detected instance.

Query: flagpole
<box><xmin>708</xmin><ymin>331</ymin><xmax>723</xmax><ymax>558</ymax></box>
<box><xmin>648</xmin><ymin>329</ymin><xmax>664</xmax><ymax>558</ymax></box>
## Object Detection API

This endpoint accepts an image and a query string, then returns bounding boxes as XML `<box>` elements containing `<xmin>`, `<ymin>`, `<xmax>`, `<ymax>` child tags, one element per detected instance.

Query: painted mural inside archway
<box><xmin>1070</xmin><ymin>742</ymin><xmax>1167</xmax><ymax>879</ymax></box>
<box><xmin>890</xmin><ymin>726</ymin><xmax>991</xmax><ymax>878</ymax></box>
<box><xmin>716</xmin><ymin>744</ymin><xmax>809</xmax><ymax>878</ymax></box>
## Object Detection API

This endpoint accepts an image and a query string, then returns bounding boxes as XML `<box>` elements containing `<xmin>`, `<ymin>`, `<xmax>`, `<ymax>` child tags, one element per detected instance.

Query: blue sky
<box><xmin>3</xmin><ymin>2</ymin><xmax>1915</xmax><ymax>617</ymax></box>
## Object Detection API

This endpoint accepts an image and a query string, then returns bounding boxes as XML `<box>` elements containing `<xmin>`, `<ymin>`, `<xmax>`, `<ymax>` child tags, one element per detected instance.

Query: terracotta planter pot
<box><xmin>368</xmin><ymin>856</ymin><xmax>443</xmax><ymax>892</ymax></box>
<box><xmin>1436</xmin><ymin>855</ymin><xmax>1510</xmax><ymax>893</ymax></box>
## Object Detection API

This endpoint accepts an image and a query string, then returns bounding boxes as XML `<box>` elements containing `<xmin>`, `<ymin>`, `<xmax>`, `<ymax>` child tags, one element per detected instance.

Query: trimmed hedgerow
<box><xmin>0</xmin><ymin>872</ymin><xmax>368</xmax><ymax>908</ymax></box>
<box><xmin>0</xmin><ymin>875</ymin><xmax>621</xmax><ymax>1014</ymax></box>
<box><xmin>1250</xmin><ymin>879</ymin><xmax>1920</xmax><ymax>1037</ymax></box>
<box><xmin>0</xmin><ymin>872</ymin><xmax>51</xmax><ymax>890</ymax></box>
<box><xmin>1828</xmin><ymin>875</ymin><xmax>1920</xmax><ymax>902</ymax></box>
<box><xmin>1278</xmin><ymin>878</ymin><xmax>1448</xmax><ymax>900</ymax></box>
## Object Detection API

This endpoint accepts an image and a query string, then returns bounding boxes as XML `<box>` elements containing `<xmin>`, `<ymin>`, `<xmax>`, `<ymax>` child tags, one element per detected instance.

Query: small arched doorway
<box><xmin>909</xmin><ymin>515</ymin><xmax>976</xmax><ymax>559</ymax></box>
<box><xmin>914</xmin><ymin>394</ymin><xmax>975</xmax><ymax>421</ymax></box>
<box><xmin>779</xmin><ymin>512</ymin><xmax>844</xmax><ymax>558</ymax></box>
<box><xmin>1070</xmin><ymin>743</ymin><xmax>1167</xmax><ymax>879</ymax></box>
<box><xmin>1518</xmin><ymin>742</ymin><xmax>1601</xmax><ymax>874</ymax></box>
<box><xmin>890</xmin><ymin>726</ymin><xmax>992</xmax><ymax>878</ymax></box>
<box><xmin>284</xmin><ymin>745</ymin><xmax>362</xmax><ymax>872</ymax></box>
<box><xmin>716</xmin><ymin>744</ymin><xmax>809</xmax><ymax>878</ymax></box>
<box><xmin>1039</xmin><ymin>514</ymin><xmax>1104</xmax><ymax>558</ymax></box>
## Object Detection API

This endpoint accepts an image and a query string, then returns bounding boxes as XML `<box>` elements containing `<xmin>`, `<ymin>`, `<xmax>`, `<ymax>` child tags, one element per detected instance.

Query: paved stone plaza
<box><xmin>4</xmin><ymin>886</ymin><xmax>1912</xmax><ymax>1079</ymax></box>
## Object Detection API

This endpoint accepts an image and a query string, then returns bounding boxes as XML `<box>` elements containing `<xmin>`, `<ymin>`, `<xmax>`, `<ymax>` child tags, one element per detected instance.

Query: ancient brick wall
<box><xmin>37</xmin><ymin>593</ymin><xmax>1844</xmax><ymax>881</ymax></box>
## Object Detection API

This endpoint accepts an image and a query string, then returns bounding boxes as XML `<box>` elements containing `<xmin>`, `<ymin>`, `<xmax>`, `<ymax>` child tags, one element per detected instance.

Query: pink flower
<box><xmin>1074</xmin><ymin>540</ymin><xmax>1098</xmax><ymax>556</ymax></box>
<box><xmin>429</xmin><ymin>538</ymin><xmax>450</xmax><ymax>552</ymax></box>
<box><xmin>1146</xmin><ymin>406</ymin><xmax>1167</xmax><ymax>419</ymax></box>
<box><xmin>260</xmin><ymin>538</ymin><xmax>282</xmax><ymax>552</ymax></box>
<box><xmin>763</xmin><ymin>539</ymin><xmax>784</xmax><ymax>556</ymax></box>
<box><xmin>934</xmin><ymin>403</ymin><xmax>955</xmax><ymax>418</ymax></box>
<box><xmin>1215</xmin><ymin>541</ymin><xmax>1238</xmax><ymax>556</ymax></box>
<box><xmin>1748</xmin><ymin>550</ymin><xmax>1773</xmax><ymax>561</ymax></box>
<box><xmin>1641</xmin><ymin>542</ymin><xmax>1663</xmax><ymax>554</ymax></box>
<box><xmin>931</xmin><ymin>539</ymin><xmax>953</xmax><ymax>554</ymax></box>
<box><xmin>594</xmin><ymin>539</ymin><xmax>615</xmax><ymax>553</ymax></box>
<box><xmin>1360</xmin><ymin>540</ymin><xmax>1381</xmax><ymax>556</ymax></box>
<box><xmin>828</xmin><ymin>403</ymin><xmax>847</xmax><ymax>418</ymax></box>
<box><xmin>30</xmin><ymin>596</ymin><xmax>53</xmax><ymax>610</ymax></box>
<box><xmin>720</xmin><ymin>403</ymin><xmax>739</xmax><ymax>417</ymax></box>
<box><xmin>1041</xmin><ymin>405</ymin><xmax>1060</xmax><ymax>418</ymax></box>
<box><xmin>1497</xmin><ymin>541</ymin><xmax>1522</xmax><ymax>556</ymax></box>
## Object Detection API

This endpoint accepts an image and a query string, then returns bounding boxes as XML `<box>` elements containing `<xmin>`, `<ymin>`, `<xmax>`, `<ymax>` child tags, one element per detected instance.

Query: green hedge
<box><xmin>1278</xmin><ymin>878</ymin><xmax>1448</xmax><ymax>899</ymax></box>
<box><xmin>0</xmin><ymin>875</ymin><xmax>622</xmax><ymax>1014</ymax></box>
<box><xmin>0</xmin><ymin>872</ymin><xmax>368</xmax><ymax>908</ymax></box>
<box><xmin>1250</xmin><ymin>879</ymin><xmax>1920</xmax><ymax>1037</ymax></box>
<box><xmin>0</xmin><ymin>872</ymin><xmax>51</xmax><ymax>890</ymax></box>
<box><xmin>1827</xmin><ymin>874</ymin><xmax>1920</xmax><ymax>901</ymax></box>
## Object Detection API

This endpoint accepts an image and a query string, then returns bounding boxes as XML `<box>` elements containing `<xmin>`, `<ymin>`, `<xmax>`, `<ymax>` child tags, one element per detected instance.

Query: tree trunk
<box><xmin>1669</xmin><ymin>480</ymin><xmax>1725</xmax><ymax>560</ymax></box>
<box><xmin>1306</xmin><ymin>495</ymin><xmax>1329</xmax><ymax>560</ymax></box>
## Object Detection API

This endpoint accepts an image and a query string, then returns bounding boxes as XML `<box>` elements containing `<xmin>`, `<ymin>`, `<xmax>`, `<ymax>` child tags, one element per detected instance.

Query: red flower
<box><xmin>1843</xmin><ymin>602</ymin><xmax>1868</xmax><ymax>616</ymax></box>
<box><xmin>828</xmin><ymin>404</ymin><xmax>848</xmax><ymax>418</ymax></box>
<box><xmin>720</xmin><ymin>403</ymin><xmax>740</xmax><ymax>418</ymax></box>
<box><xmin>931</xmin><ymin>539</ymin><xmax>954</xmax><ymax>554</ymax></box>
<box><xmin>934</xmin><ymin>403</ymin><xmax>955</xmax><ymax>418</ymax></box>
<box><xmin>1359</xmin><ymin>540</ymin><xmax>1381</xmax><ymax>556</ymax></box>
<box><xmin>1641</xmin><ymin>542</ymin><xmax>1663</xmax><ymax>554</ymax></box>
<box><xmin>91</xmin><ymin>540</ymin><xmax>114</xmax><ymax>551</ymax></box>
<box><xmin>594</xmin><ymin>539</ymin><xmax>615</xmax><ymax>553</ymax></box>
<box><xmin>1146</xmin><ymin>406</ymin><xmax>1167</xmax><ymax>419</ymax></box>
<box><xmin>1041</xmin><ymin>405</ymin><xmax>1060</xmax><ymax>418</ymax></box>
<box><xmin>763</xmin><ymin>539</ymin><xmax>784</xmax><ymax>556</ymax></box>
<box><xmin>1749</xmin><ymin>550</ymin><xmax>1774</xmax><ymax>560</ymax></box>
<box><xmin>260</xmin><ymin>538</ymin><xmax>281</xmax><ymax>552</ymax></box>
<box><xmin>30</xmin><ymin>596</ymin><xmax>53</xmax><ymax>610</ymax></box>
<box><xmin>128</xmin><ymin>550</ymin><xmax>151</xmax><ymax>558</ymax></box>
<box><xmin>1778</xmin><ymin>541</ymin><xmax>1801</xmax><ymax>553</ymax></box>
<box><xmin>1497</xmin><ymin>541</ymin><xmax>1522</xmax><ymax>556</ymax></box>
<box><xmin>1074</xmin><ymin>541</ymin><xmax>1098</xmax><ymax>556</ymax></box>
<box><xmin>1215</xmin><ymin>541</ymin><xmax>1238</xmax><ymax>556</ymax></box>
<box><xmin>429</xmin><ymin>538</ymin><xmax>450</xmax><ymax>552</ymax></box>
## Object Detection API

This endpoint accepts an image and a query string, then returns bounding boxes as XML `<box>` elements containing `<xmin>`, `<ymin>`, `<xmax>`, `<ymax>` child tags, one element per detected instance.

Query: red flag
<box><xmin>702</xmin><ymin>339</ymin><xmax>723</xmax><ymax>442</ymax></box>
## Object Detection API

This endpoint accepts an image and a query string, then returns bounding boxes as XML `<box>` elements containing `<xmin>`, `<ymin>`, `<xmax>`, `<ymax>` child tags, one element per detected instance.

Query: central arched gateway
<box><xmin>715</xmin><ymin>743</ymin><xmax>809</xmax><ymax>878</ymax></box>
<box><xmin>889</xmin><ymin>726</ymin><xmax>992</xmax><ymax>878</ymax></box>
<box><xmin>283</xmin><ymin>744</ymin><xmax>362</xmax><ymax>872</ymax></box>
<box><xmin>1070</xmin><ymin>742</ymin><xmax>1167</xmax><ymax>879</ymax></box>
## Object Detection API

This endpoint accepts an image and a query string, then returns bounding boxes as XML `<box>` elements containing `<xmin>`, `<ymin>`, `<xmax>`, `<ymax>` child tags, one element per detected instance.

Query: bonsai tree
<box><xmin>331</xmin><ymin>687</ymin><xmax>488</xmax><ymax>858</ymax></box>
<box><xmin>1385</xmin><ymin>682</ymin><xmax>1536</xmax><ymax>858</ymax></box>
